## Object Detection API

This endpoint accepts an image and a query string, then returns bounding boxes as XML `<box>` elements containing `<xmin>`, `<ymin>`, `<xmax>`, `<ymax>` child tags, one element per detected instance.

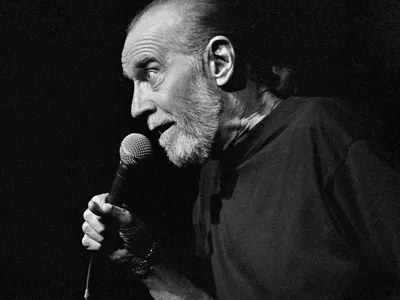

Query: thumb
<box><xmin>88</xmin><ymin>200</ymin><xmax>110</xmax><ymax>216</ymax></box>
<box><xmin>88</xmin><ymin>201</ymin><xmax>133</xmax><ymax>225</ymax></box>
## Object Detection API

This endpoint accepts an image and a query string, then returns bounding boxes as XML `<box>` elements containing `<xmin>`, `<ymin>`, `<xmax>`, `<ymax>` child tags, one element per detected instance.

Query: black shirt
<box><xmin>193</xmin><ymin>97</ymin><xmax>400</xmax><ymax>299</ymax></box>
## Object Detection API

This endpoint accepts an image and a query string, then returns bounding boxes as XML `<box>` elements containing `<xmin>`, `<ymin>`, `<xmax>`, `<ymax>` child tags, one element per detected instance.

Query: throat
<box><xmin>213</xmin><ymin>90</ymin><xmax>283</xmax><ymax>156</ymax></box>
<box><xmin>232</xmin><ymin>96</ymin><xmax>283</xmax><ymax>147</ymax></box>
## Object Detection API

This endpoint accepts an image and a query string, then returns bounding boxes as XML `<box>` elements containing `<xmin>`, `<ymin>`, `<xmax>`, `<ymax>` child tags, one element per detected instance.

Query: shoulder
<box><xmin>285</xmin><ymin>96</ymin><xmax>400</xmax><ymax>171</ymax></box>
<box><xmin>288</xmin><ymin>97</ymin><xmax>354</xmax><ymax>127</ymax></box>
<box><xmin>280</xmin><ymin>97</ymin><xmax>372</xmax><ymax>176</ymax></box>
<box><xmin>285</xmin><ymin>96</ymin><xmax>368</xmax><ymax>143</ymax></box>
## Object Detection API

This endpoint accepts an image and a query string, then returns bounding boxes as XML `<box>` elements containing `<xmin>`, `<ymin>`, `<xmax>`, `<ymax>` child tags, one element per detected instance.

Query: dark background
<box><xmin>1</xmin><ymin>0</ymin><xmax>399</xmax><ymax>299</ymax></box>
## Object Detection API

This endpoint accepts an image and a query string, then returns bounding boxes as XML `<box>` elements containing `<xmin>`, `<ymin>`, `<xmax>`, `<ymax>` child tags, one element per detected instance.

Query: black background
<box><xmin>1</xmin><ymin>0</ymin><xmax>399</xmax><ymax>299</ymax></box>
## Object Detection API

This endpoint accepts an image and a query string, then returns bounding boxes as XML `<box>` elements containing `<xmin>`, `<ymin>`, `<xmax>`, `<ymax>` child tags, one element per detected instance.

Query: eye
<box><xmin>145</xmin><ymin>69</ymin><xmax>159</xmax><ymax>85</ymax></box>
<box><xmin>146</xmin><ymin>69</ymin><xmax>157</xmax><ymax>80</ymax></box>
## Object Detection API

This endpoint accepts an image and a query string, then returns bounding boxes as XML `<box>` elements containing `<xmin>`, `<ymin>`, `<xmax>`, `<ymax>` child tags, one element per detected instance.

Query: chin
<box><xmin>160</xmin><ymin>127</ymin><xmax>211</xmax><ymax>167</ymax></box>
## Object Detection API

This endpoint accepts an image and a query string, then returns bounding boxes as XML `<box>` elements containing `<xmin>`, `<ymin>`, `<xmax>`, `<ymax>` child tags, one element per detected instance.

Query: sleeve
<box><xmin>326</xmin><ymin>138</ymin><xmax>400</xmax><ymax>285</ymax></box>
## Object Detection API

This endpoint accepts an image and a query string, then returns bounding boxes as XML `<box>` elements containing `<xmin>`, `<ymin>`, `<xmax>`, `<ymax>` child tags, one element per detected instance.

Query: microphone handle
<box><xmin>106</xmin><ymin>160</ymin><xmax>130</xmax><ymax>206</ymax></box>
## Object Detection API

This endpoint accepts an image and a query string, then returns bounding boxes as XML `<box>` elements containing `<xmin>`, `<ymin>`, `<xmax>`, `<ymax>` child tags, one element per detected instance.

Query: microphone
<box><xmin>106</xmin><ymin>133</ymin><xmax>153</xmax><ymax>206</ymax></box>
<box><xmin>84</xmin><ymin>133</ymin><xmax>152</xmax><ymax>300</ymax></box>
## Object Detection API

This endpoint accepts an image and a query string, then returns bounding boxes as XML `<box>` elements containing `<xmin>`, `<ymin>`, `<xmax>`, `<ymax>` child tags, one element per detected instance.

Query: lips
<box><xmin>149</xmin><ymin>121</ymin><xmax>175</xmax><ymax>140</ymax></box>
<box><xmin>154</xmin><ymin>122</ymin><xmax>174</xmax><ymax>135</ymax></box>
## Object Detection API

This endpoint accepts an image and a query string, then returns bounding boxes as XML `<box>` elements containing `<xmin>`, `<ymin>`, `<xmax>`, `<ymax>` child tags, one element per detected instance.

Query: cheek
<box><xmin>158</xmin><ymin>72</ymin><xmax>196</xmax><ymax>112</ymax></box>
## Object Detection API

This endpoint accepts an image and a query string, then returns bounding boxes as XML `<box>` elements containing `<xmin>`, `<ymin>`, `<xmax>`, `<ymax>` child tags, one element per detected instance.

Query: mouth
<box><xmin>150</xmin><ymin>122</ymin><xmax>175</xmax><ymax>139</ymax></box>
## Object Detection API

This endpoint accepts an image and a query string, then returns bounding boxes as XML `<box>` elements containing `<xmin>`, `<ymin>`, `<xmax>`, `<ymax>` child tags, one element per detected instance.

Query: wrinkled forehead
<box><xmin>122</xmin><ymin>6</ymin><xmax>181</xmax><ymax>56</ymax></box>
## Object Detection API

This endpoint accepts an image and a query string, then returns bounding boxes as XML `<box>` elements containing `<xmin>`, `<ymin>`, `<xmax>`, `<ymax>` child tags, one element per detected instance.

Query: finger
<box><xmin>89</xmin><ymin>201</ymin><xmax>133</xmax><ymax>225</ymax></box>
<box><xmin>82</xmin><ymin>221</ymin><xmax>104</xmax><ymax>243</ymax></box>
<box><xmin>88</xmin><ymin>200</ymin><xmax>114</xmax><ymax>218</ymax></box>
<box><xmin>83</xmin><ymin>207</ymin><xmax>101</xmax><ymax>221</ymax></box>
<box><xmin>83</xmin><ymin>208</ymin><xmax>105</xmax><ymax>233</ymax></box>
<box><xmin>89</xmin><ymin>193</ymin><xmax>109</xmax><ymax>206</ymax></box>
<box><xmin>106</xmin><ymin>204</ymin><xmax>133</xmax><ymax>225</ymax></box>
<box><xmin>82</xmin><ymin>234</ymin><xmax>102</xmax><ymax>251</ymax></box>
<box><xmin>84</xmin><ymin>193</ymin><xmax>108</xmax><ymax>218</ymax></box>
<box><xmin>88</xmin><ymin>200</ymin><xmax>105</xmax><ymax>216</ymax></box>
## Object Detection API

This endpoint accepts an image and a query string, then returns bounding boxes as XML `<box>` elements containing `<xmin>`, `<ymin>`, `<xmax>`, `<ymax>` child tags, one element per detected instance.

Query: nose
<box><xmin>130</xmin><ymin>82</ymin><xmax>156</xmax><ymax>119</ymax></box>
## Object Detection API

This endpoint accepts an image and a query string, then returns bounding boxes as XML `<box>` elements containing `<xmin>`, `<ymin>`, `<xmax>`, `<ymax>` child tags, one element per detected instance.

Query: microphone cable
<box><xmin>84</xmin><ymin>254</ymin><xmax>93</xmax><ymax>299</ymax></box>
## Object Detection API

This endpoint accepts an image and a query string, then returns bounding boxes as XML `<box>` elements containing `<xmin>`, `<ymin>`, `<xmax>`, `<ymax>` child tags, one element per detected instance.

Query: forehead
<box><xmin>122</xmin><ymin>6</ymin><xmax>181</xmax><ymax>63</ymax></box>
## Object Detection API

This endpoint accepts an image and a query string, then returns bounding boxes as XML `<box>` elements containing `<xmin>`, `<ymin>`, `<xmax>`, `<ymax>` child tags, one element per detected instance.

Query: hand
<box><xmin>82</xmin><ymin>193</ymin><xmax>152</xmax><ymax>263</ymax></box>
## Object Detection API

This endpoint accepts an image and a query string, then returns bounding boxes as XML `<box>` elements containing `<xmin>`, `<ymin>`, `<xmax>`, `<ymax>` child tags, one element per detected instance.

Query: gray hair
<box><xmin>128</xmin><ymin>0</ymin><xmax>297</xmax><ymax>98</ymax></box>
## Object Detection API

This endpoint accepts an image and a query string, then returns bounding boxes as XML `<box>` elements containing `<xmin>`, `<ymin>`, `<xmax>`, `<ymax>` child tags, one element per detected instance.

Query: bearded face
<box><xmin>147</xmin><ymin>68</ymin><xmax>222</xmax><ymax>167</ymax></box>
<box><xmin>121</xmin><ymin>7</ymin><xmax>226</xmax><ymax>167</ymax></box>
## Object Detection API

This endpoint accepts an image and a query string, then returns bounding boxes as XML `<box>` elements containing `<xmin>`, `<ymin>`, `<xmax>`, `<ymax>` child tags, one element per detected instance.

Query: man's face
<box><xmin>121</xmin><ymin>8</ymin><xmax>222</xmax><ymax>167</ymax></box>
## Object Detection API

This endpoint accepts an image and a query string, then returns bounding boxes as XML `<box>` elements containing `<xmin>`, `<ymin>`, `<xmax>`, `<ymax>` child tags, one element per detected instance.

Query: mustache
<box><xmin>147</xmin><ymin>112</ymin><xmax>176</xmax><ymax>130</ymax></box>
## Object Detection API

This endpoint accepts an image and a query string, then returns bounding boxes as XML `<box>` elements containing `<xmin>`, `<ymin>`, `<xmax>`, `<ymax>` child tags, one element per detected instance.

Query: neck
<box><xmin>212</xmin><ymin>82</ymin><xmax>283</xmax><ymax>156</ymax></box>
<box><xmin>235</xmin><ymin>89</ymin><xmax>282</xmax><ymax>139</ymax></box>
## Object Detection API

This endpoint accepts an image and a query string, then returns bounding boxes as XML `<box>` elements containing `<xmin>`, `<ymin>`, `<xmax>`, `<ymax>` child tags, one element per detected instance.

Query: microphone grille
<box><xmin>119</xmin><ymin>133</ymin><xmax>153</xmax><ymax>166</ymax></box>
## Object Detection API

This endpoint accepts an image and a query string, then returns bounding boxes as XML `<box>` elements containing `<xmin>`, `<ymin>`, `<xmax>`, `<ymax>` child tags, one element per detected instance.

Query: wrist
<box><xmin>109</xmin><ymin>237</ymin><xmax>156</xmax><ymax>268</ymax></box>
<box><xmin>118</xmin><ymin>218</ymin><xmax>153</xmax><ymax>258</ymax></box>
<box><xmin>131</xmin><ymin>240</ymin><xmax>157</xmax><ymax>277</ymax></box>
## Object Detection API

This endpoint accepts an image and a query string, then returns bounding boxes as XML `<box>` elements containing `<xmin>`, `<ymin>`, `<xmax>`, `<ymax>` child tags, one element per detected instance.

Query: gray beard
<box><xmin>160</xmin><ymin>75</ymin><xmax>222</xmax><ymax>167</ymax></box>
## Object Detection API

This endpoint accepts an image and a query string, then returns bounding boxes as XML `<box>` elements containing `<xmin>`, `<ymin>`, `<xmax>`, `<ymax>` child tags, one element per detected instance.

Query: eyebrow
<box><xmin>134</xmin><ymin>56</ymin><xmax>158</xmax><ymax>69</ymax></box>
<box><xmin>123</xmin><ymin>55</ymin><xmax>159</xmax><ymax>78</ymax></box>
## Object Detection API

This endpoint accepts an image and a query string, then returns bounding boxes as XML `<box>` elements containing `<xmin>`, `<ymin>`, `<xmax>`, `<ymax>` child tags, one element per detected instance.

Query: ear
<box><xmin>205</xmin><ymin>36</ymin><xmax>235</xmax><ymax>87</ymax></box>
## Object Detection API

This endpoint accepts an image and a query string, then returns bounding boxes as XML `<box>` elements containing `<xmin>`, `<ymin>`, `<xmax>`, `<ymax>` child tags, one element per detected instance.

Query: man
<box><xmin>82</xmin><ymin>0</ymin><xmax>400</xmax><ymax>299</ymax></box>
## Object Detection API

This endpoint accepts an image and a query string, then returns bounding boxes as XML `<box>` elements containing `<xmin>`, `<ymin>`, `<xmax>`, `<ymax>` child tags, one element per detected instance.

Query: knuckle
<box><xmin>83</xmin><ymin>209</ymin><xmax>91</xmax><ymax>220</ymax></box>
<box><xmin>82</xmin><ymin>222</ymin><xmax>89</xmax><ymax>232</ymax></box>
<box><xmin>82</xmin><ymin>235</ymin><xmax>101</xmax><ymax>251</ymax></box>
<box><xmin>90</xmin><ymin>195</ymin><xmax>100</xmax><ymax>204</ymax></box>
<box><xmin>82</xmin><ymin>235</ymin><xmax>89</xmax><ymax>247</ymax></box>
<box><xmin>99</xmin><ymin>193</ymin><xmax>108</xmax><ymax>201</ymax></box>
<box><xmin>92</xmin><ymin>193</ymin><xmax>108</xmax><ymax>204</ymax></box>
